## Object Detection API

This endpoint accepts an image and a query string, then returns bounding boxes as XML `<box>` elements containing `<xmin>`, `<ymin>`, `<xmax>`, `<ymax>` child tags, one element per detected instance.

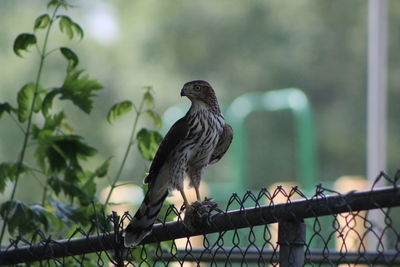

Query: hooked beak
<box><xmin>180</xmin><ymin>87</ymin><xmax>186</xmax><ymax>97</ymax></box>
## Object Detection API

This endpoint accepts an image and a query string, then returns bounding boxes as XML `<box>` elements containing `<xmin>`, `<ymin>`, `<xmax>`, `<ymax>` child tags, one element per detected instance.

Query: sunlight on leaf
<box><xmin>44</xmin><ymin>112</ymin><xmax>65</xmax><ymax>131</ymax></box>
<box><xmin>57</xmin><ymin>15</ymin><xmax>84</xmax><ymax>40</ymax></box>
<box><xmin>59</xmin><ymin>70</ymin><xmax>103</xmax><ymax>114</ymax></box>
<box><xmin>41</xmin><ymin>88</ymin><xmax>61</xmax><ymax>116</ymax></box>
<box><xmin>58</xmin><ymin>15</ymin><xmax>74</xmax><ymax>39</ymax></box>
<box><xmin>107</xmin><ymin>100</ymin><xmax>133</xmax><ymax>124</ymax></box>
<box><xmin>33</xmin><ymin>93</ymin><xmax>42</xmax><ymax>113</ymax></box>
<box><xmin>17</xmin><ymin>83</ymin><xmax>40</xmax><ymax>122</ymax></box>
<box><xmin>34</xmin><ymin>14</ymin><xmax>50</xmax><ymax>30</ymax></box>
<box><xmin>136</xmin><ymin>128</ymin><xmax>163</xmax><ymax>161</ymax></box>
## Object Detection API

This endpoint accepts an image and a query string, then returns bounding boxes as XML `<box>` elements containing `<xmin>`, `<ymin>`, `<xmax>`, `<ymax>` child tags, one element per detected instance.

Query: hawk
<box><xmin>123</xmin><ymin>80</ymin><xmax>233</xmax><ymax>247</ymax></box>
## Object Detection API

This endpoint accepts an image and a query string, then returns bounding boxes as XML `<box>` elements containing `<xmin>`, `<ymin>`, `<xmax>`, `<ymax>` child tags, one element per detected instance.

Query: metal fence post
<box><xmin>278</xmin><ymin>219</ymin><xmax>306</xmax><ymax>267</ymax></box>
<box><xmin>112</xmin><ymin>211</ymin><xmax>124</xmax><ymax>267</ymax></box>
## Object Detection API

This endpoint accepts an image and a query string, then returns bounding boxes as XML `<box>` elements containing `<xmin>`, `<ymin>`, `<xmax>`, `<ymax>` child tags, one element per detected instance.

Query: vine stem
<box><xmin>104</xmin><ymin>97</ymin><xmax>145</xmax><ymax>206</ymax></box>
<box><xmin>0</xmin><ymin>6</ymin><xmax>59</xmax><ymax>247</ymax></box>
<box><xmin>41</xmin><ymin>176</ymin><xmax>50</xmax><ymax>206</ymax></box>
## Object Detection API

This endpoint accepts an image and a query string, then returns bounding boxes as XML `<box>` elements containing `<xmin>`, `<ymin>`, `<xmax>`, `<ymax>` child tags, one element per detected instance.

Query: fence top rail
<box><xmin>1</xmin><ymin>184</ymin><xmax>400</xmax><ymax>265</ymax></box>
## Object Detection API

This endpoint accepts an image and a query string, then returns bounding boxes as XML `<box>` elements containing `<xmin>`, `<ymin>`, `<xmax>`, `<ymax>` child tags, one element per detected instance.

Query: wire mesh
<box><xmin>1</xmin><ymin>171</ymin><xmax>400</xmax><ymax>266</ymax></box>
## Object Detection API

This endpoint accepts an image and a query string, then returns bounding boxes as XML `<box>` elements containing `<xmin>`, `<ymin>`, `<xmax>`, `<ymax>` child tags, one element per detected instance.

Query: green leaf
<box><xmin>136</xmin><ymin>128</ymin><xmax>163</xmax><ymax>161</ymax></box>
<box><xmin>0</xmin><ymin>102</ymin><xmax>14</xmax><ymax>119</ymax></box>
<box><xmin>64</xmin><ymin>167</ymin><xmax>79</xmax><ymax>183</ymax></box>
<box><xmin>13</xmin><ymin>33</ymin><xmax>37</xmax><ymax>57</ymax></box>
<box><xmin>0</xmin><ymin>162</ymin><xmax>18</xmax><ymax>181</ymax></box>
<box><xmin>58</xmin><ymin>15</ymin><xmax>73</xmax><ymax>39</ymax></box>
<box><xmin>44</xmin><ymin>111</ymin><xmax>65</xmax><ymax>131</ymax></box>
<box><xmin>31</xmin><ymin>123</ymin><xmax>40</xmax><ymax>139</ymax></box>
<box><xmin>17</xmin><ymin>83</ymin><xmax>33</xmax><ymax>122</ymax></box>
<box><xmin>34</xmin><ymin>129</ymin><xmax>52</xmax><ymax>170</ymax></box>
<box><xmin>34</xmin><ymin>14</ymin><xmax>50</xmax><ymax>30</ymax></box>
<box><xmin>144</xmin><ymin>91</ymin><xmax>154</xmax><ymax>108</ymax></box>
<box><xmin>57</xmin><ymin>15</ymin><xmax>84</xmax><ymax>40</ymax></box>
<box><xmin>48</xmin><ymin>197</ymin><xmax>87</xmax><ymax>224</ymax></box>
<box><xmin>30</xmin><ymin>205</ymin><xmax>49</xmax><ymax>230</ymax></box>
<box><xmin>33</xmin><ymin>93</ymin><xmax>42</xmax><ymax>113</ymax></box>
<box><xmin>48</xmin><ymin>176</ymin><xmax>89</xmax><ymax>204</ymax></box>
<box><xmin>50</xmin><ymin>136</ymin><xmax>97</xmax><ymax>172</ymax></box>
<box><xmin>48</xmin><ymin>176</ymin><xmax>62</xmax><ymax>195</ymax></box>
<box><xmin>106</xmin><ymin>100</ymin><xmax>133</xmax><ymax>124</ymax></box>
<box><xmin>17</xmin><ymin>83</ymin><xmax>41</xmax><ymax>122</ymax></box>
<box><xmin>41</xmin><ymin>88</ymin><xmax>60</xmax><ymax>116</ymax></box>
<box><xmin>59</xmin><ymin>70</ymin><xmax>103</xmax><ymax>114</ymax></box>
<box><xmin>61</xmin><ymin>122</ymin><xmax>74</xmax><ymax>134</ymax></box>
<box><xmin>81</xmin><ymin>175</ymin><xmax>96</xmax><ymax>203</ymax></box>
<box><xmin>146</xmin><ymin>109</ymin><xmax>162</xmax><ymax>129</ymax></box>
<box><xmin>93</xmin><ymin>157</ymin><xmax>112</xmax><ymax>178</ymax></box>
<box><xmin>71</xmin><ymin>22</ymin><xmax>84</xmax><ymax>39</ymax></box>
<box><xmin>48</xmin><ymin>0</ymin><xmax>72</xmax><ymax>10</ymax></box>
<box><xmin>0</xmin><ymin>162</ymin><xmax>28</xmax><ymax>192</ymax></box>
<box><xmin>35</xmin><ymin>134</ymin><xmax>97</xmax><ymax>172</ymax></box>
<box><xmin>0</xmin><ymin>201</ymin><xmax>45</xmax><ymax>235</ymax></box>
<box><xmin>63</xmin><ymin>136</ymin><xmax>96</xmax><ymax>170</ymax></box>
<box><xmin>0</xmin><ymin>200</ymin><xmax>28</xmax><ymax>234</ymax></box>
<box><xmin>60</xmin><ymin>47</ymin><xmax>79</xmax><ymax>71</ymax></box>
<box><xmin>42</xmin><ymin>207</ymin><xmax>63</xmax><ymax>231</ymax></box>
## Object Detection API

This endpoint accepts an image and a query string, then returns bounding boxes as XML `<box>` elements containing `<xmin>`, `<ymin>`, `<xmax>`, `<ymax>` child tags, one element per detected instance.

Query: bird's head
<box><xmin>180</xmin><ymin>80</ymin><xmax>218</xmax><ymax>108</ymax></box>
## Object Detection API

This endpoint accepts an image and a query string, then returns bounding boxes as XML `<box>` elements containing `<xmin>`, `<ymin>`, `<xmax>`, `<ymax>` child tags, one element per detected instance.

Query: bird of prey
<box><xmin>123</xmin><ymin>80</ymin><xmax>233</xmax><ymax>247</ymax></box>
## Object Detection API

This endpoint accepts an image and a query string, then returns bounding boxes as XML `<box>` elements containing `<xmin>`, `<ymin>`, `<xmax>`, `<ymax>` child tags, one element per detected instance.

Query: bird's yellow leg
<box><xmin>195</xmin><ymin>186</ymin><xmax>201</xmax><ymax>201</ymax></box>
<box><xmin>179</xmin><ymin>188</ymin><xmax>190</xmax><ymax>208</ymax></box>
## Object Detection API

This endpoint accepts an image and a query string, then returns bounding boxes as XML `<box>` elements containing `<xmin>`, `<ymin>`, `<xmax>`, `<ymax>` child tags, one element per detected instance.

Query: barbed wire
<box><xmin>1</xmin><ymin>171</ymin><xmax>400</xmax><ymax>266</ymax></box>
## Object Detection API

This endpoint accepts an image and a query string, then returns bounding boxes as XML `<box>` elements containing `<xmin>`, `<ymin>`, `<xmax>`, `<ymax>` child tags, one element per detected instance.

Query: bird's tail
<box><xmin>123</xmin><ymin>186</ymin><xmax>169</xmax><ymax>247</ymax></box>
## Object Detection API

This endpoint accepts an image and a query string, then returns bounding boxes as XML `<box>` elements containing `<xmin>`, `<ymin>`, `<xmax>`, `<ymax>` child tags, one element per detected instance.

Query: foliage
<box><xmin>0</xmin><ymin>0</ymin><xmax>106</xmax><ymax>245</ymax></box>
<box><xmin>0</xmin><ymin>0</ymin><xmax>164</xmax><ymax>257</ymax></box>
<box><xmin>107</xmin><ymin>100</ymin><xmax>133</xmax><ymax>124</ymax></box>
<box><xmin>137</xmin><ymin>128</ymin><xmax>163</xmax><ymax>161</ymax></box>
<box><xmin>104</xmin><ymin>86</ymin><xmax>162</xmax><ymax>206</ymax></box>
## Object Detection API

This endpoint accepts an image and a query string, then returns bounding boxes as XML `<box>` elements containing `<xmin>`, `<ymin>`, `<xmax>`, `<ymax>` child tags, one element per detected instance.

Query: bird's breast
<box><xmin>184</xmin><ymin>111</ymin><xmax>224</xmax><ymax>167</ymax></box>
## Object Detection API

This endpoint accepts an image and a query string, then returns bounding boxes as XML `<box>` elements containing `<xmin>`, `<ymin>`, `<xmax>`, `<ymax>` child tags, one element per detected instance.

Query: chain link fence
<box><xmin>1</xmin><ymin>171</ymin><xmax>400</xmax><ymax>266</ymax></box>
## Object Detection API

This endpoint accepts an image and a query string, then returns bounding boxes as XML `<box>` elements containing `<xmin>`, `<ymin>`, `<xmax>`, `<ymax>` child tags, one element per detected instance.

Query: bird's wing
<box><xmin>144</xmin><ymin>117</ymin><xmax>189</xmax><ymax>184</ymax></box>
<box><xmin>209</xmin><ymin>123</ymin><xmax>233</xmax><ymax>165</ymax></box>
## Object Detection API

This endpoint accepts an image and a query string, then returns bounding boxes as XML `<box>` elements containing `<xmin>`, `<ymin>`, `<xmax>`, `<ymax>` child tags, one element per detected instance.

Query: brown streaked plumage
<box><xmin>123</xmin><ymin>80</ymin><xmax>233</xmax><ymax>247</ymax></box>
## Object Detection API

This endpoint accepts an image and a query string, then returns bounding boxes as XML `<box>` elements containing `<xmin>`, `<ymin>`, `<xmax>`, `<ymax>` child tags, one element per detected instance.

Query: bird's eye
<box><xmin>194</xmin><ymin>85</ymin><xmax>201</xmax><ymax>91</ymax></box>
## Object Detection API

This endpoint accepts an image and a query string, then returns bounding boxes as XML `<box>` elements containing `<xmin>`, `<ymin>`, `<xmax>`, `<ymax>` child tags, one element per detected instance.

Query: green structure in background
<box><xmin>225</xmin><ymin>88</ymin><xmax>317</xmax><ymax>196</ymax></box>
<box><xmin>162</xmin><ymin>88</ymin><xmax>317</xmax><ymax>199</ymax></box>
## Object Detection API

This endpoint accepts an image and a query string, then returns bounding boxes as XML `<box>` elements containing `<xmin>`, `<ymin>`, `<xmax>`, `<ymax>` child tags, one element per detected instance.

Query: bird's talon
<box><xmin>179</xmin><ymin>205</ymin><xmax>186</xmax><ymax>213</ymax></box>
<box><xmin>192</xmin><ymin>200</ymin><xmax>202</xmax><ymax>208</ymax></box>
<box><xmin>180</xmin><ymin>202</ymin><xmax>192</xmax><ymax>213</ymax></box>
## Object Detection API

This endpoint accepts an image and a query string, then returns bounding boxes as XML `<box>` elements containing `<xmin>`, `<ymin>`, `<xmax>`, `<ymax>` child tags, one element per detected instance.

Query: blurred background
<box><xmin>0</xmin><ymin>0</ymin><xmax>399</xmax><ymax>206</ymax></box>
